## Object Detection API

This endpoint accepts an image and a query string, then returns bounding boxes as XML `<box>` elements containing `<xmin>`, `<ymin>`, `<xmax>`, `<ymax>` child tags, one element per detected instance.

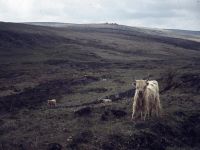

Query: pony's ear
<box><xmin>132</xmin><ymin>81</ymin><xmax>136</xmax><ymax>87</ymax></box>
<box><xmin>146</xmin><ymin>80</ymin><xmax>149</xmax><ymax>86</ymax></box>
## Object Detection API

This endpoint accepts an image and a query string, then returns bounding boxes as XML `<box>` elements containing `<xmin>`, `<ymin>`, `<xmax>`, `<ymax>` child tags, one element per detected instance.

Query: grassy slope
<box><xmin>0</xmin><ymin>22</ymin><xmax>200</xmax><ymax>150</ymax></box>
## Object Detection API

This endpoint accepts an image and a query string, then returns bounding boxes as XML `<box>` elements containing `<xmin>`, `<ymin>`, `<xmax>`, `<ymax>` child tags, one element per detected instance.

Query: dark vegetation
<box><xmin>0</xmin><ymin>76</ymin><xmax>99</xmax><ymax>112</ymax></box>
<box><xmin>0</xmin><ymin>22</ymin><xmax>200</xmax><ymax>150</ymax></box>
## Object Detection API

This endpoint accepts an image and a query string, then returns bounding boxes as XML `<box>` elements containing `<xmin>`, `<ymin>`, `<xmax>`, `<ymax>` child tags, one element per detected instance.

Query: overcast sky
<box><xmin>0</xmin><ymin>0</ymin><xmax>199</xmax><ymax>30</ymax></box>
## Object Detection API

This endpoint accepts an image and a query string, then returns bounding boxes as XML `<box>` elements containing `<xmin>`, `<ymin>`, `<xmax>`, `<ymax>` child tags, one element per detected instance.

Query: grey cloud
<box><xmin>0</xmin><ymin>0</ymin><xmax>199</xmax><ymax>30</ymax></box>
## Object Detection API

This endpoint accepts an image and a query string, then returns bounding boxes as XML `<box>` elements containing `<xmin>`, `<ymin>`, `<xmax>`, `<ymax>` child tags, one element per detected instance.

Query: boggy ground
<box><xmin>0</xmin><ymin>22</ymin><xmax>200</xmax><ymax>150</ymax></box>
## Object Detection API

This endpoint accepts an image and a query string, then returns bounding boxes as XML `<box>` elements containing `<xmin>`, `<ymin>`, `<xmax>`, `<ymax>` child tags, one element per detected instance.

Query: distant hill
<box><xmin>0</xmin><ymin>21</ymin><xmax>200</xmax><ymax>66</ymax></box>
<box><xmin>25</xmin><ymin>22</ymin><xmax>200</xmax><ymax>42</ymax></box>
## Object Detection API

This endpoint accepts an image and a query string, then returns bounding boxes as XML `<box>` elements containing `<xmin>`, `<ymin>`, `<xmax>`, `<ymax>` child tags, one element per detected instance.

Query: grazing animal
<box><xmin>47</xmin><ymin>99</ymin><xmax>57</xmax><ymax>108</ymax></box>
<box><xmin>101</xmin><ymin>99</ymin><xmax>112</xmax><ymax>103</ymax></box>
<box><xmin>132</xmin><ymin>80</ymin><xmax>161</xmax><ymax>120</ymax></box>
